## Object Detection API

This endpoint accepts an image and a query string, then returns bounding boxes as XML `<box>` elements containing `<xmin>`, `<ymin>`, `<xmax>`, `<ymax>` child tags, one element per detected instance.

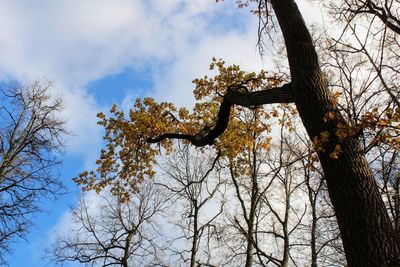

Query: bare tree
<box><xmin>330</xmin><ymin>0</ymin><xmax>400</xmax><ymax>34</ymax></box>
<box><xmin>375</xmin><ymin>147</ymin><xmax>400</xmax><ymax>232</ymax></box>
<box><xmin>254</xmin><ymin>136</ymin><xmax>306</xmax><ymax>266</ymax></box>
<box><xmin>291</xmin><ymin>132</ymin><xmax>346</xmax><ymax>267</ymax></box>
<box><xmin>326</xmin><ymin>0</ymin><xmax>400</xmax><ymax>108</ymax></box>
<box><xmin>207</xmin><ymin>107</ymin><xmax>309</xmax><ymax>267</ymax></box>
<box><xmin>159</xmin><ymin>144</ymin><xmax>224</xmax><ymax>267</ymax></box>
<box><xmin>0</xmin><ymin>80</ymin><xmax>66</xmax><ymax>264</ymax></box>
<box><xmin>49</xmin><ymin>179</ymin><xmax>168</xmax><ymax>267</ymax></box>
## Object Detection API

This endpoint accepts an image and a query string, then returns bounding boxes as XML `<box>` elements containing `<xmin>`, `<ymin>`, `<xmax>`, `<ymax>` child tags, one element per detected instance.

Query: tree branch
<box><xmin>147</xmin><ymin>83</ymin><xmax>293</xmax><ymax>147</ymax></box>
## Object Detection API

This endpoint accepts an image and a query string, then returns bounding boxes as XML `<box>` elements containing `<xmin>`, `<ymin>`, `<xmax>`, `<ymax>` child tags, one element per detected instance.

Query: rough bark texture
<box><xmin>270</xmin><ymin>0</ymin><xmax>399</xmax><ymax>265</ymax></box>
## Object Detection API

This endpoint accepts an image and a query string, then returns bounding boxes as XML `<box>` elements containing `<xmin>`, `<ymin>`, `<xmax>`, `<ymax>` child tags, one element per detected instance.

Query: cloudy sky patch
<box><xmin>0</xmin><ymin>1</ymin><xmax>323</xmax><ymax>265</ymax></box>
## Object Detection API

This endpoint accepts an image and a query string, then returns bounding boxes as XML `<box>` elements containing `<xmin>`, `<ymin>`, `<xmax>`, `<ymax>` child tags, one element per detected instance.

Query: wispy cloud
<box><xmin>0</xmin><ymin>0</ymin><xmax>223</xmax><ymax>159</ymax></box>
<box><xmin>0</xmin><ymin>0</ymin><xmax>326</xmax><ymax>157</ymax></box>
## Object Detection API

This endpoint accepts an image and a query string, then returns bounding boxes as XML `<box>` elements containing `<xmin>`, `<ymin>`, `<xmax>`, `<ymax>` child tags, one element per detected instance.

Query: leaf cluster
<box><xmin>75</xmin><ymin>59</ymin><xmax>287</xmax><ymax>200</ymax></box>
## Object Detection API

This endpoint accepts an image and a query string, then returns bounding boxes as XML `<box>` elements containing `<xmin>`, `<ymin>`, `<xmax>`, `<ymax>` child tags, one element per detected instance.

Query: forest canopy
<box><xmin>66</xmin><ymin>0</ymin><xmax>400</xmax><ymax>266</ymax></box>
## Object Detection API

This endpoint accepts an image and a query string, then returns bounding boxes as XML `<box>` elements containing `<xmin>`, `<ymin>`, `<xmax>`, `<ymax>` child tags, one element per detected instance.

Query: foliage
<box><xmin>74</xmin><ymin>59</ymin><xmax>283</xmax><ymax>201</ymax></box>
<box><xmin>76</xmin><ymin>53</ymin><xmax>399</xmax><ymax>201</ymax></box>
<box><xmin>73</xmin><ymin>0</ymin><xmax>400</xmax><ymax>265</ymax></box>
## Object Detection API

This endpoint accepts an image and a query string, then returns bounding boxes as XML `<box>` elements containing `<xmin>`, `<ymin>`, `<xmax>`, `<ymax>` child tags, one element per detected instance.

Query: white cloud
<box><xmin>0</xmin><ymin>0</ymin><xmax>326</xmax><ymax>260</ymax></box>
<box><xmin>297</xmin><ymin>0</ymin><xmax>325</xmax><ymax>24</ymax></box>
<box><xmin>49</xmin><ymin>191</ymin><xmax>102</xmax><ymax>239</ymax></box>
<box><xmin>57</xmin><ymin>87</ymin><xmax>103</xmax><ymax>156</ymax></box>
<box><xmin>153</xmin><ymin>27</ymin><xmax>269</xmax><ymax>108</ymax></box>
<box><xmin>0</xmin><ymin>1</ymin><xmax>158</xmax><ymax>85</ymax></box>
<box><xmin>0</xmin><ymin>0</ymin><xmax>223</xmax><ymax>161</ymax></box>
<box><xmin>0</xmin><ymin>0</ymin><xmax>326</xmax><ymax>179</ymax></box>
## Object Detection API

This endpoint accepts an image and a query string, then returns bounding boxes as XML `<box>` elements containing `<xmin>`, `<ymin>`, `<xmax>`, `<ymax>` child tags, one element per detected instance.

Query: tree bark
<box><xmin>148</xmin><ymin>0</ymin><xmax>400</xmax><ymax>265</ymax></box>
<box><xmin>270</xmin><ymin>0</ymin><xmax>399</xmax><ymax>265</ymax></box>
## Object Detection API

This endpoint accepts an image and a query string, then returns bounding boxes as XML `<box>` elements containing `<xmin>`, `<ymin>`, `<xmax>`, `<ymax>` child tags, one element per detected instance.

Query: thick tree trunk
<box><xmin>270</xmin><ymin>0</ymin><xmax>399</xmax><ymax>265</ymax></box>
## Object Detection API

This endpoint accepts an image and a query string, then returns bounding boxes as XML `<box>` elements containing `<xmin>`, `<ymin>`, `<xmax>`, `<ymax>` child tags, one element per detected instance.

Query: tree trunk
<box><xmin>147</xmin><ymin>0</ymin><xmax>400</xmax><ymax>264</ymax></box>
<box><xmin>244</xmin><ymin>215</ymin><xmax>254</xmax><ymax>267</ymax></box>
<box><xmin>122</xmin><ymin>230</ymin><xmax>134</xmax><ymax>267</ymax></box>
<box><xmin>282</xmin><ymin>179</ymin><xmax>290</xmax><ymax>267</ymax></box>
<box><xmin>307</xmin><ymin>177</ymin><xmax>318</xmax><ymax>267</ymax></box>
<box><xmin>244</xmin><ymin>144</ymin><xmax>259</xmax><ymax>267</ymax></box>
<box><xmin>270</xmin><ymin>0</ymin><xmax>399</xmax><ymax>265</ymax></box>
<box><xmin>190</xmin><ymin>205</ymin><xmax>199</xmax><ymax>267</ymax></box>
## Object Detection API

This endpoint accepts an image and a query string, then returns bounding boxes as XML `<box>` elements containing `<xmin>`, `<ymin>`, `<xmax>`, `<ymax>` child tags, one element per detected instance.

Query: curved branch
<box><xmin>343</xmin><ymin>0</ymin><xmax>400</xmax><ymax>35</ymax></box>
<box><xmin>147</xmin><ymin>83</ymin><xmax>293</xmax><ymax>147</ymax></box>
<box><xmin>363</xmin><ymin>0</ymin><xmax>400</xmax><ymax>34</ymax></box>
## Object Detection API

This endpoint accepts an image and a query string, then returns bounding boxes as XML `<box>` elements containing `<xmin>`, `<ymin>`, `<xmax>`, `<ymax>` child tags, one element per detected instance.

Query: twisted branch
<box><xmin>147</xmin><ymin>83</ymin><xmax>293</xmax><ymax>146</ymax></box>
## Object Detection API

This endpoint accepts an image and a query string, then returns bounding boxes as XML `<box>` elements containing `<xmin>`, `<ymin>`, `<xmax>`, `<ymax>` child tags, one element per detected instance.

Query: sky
<box><xmin>0</xmin><ymin>1</ymin><xmax>323</xmax><ymax>266</ymax></box>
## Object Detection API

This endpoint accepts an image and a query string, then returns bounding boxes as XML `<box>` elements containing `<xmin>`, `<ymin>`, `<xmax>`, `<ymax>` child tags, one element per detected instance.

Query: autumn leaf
<box><xmin>75</xmin><ymin>59</ymin><xmax>298</xmax><ymax>200</ymax></box>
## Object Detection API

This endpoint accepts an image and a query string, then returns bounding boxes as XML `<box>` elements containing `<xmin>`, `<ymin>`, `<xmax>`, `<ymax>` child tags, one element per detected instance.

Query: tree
<box><xmin>322</xmin><ymin>0</ymin><xmax>400</xmax><ymax>237</ymax></box>
<box><xmin>76</xmin><ymin>0</ymin><xmax>400</xmax><ymax>265</ymax></box>
<box><xmin>159</xmin><ymin>144</ymin><xmax>223</xmax><ymax>267</ymax></box>
<box><xmin>336</xmin><ymin>0</ymin><xmax>400</xmax><ymax>36</ymax></box>
<box><xmin>328</xmin><ymin>0</ymin><xmax>400</xmax><ymax>110</ymax></box>
<box><xmin>252</xmin><ymin>126</ymin><xmax>307</xmax><ymax>267</ymax></box>
<box><xmin>292</xmin><ymin>130</ymin><xmax>346</xmax><ymax>266</ymax></box>
<box><xmin>50</xmin><ymin>179</ymin><xmax>168</xmax><ymax>267</ymax></box>
<box><xmin>212</xmin><ymin>104</ymin><xmax>307</xmax><ymax>267</ymax></box>
<box><xmin>219</xmin><ymin>107</ymin><xmax>273</xmax><ymax>267</ymax></box>
<box><xmin>0</xmin><ymin>80</ymin><xmax>65</xmax><ymax>264</ymax></box>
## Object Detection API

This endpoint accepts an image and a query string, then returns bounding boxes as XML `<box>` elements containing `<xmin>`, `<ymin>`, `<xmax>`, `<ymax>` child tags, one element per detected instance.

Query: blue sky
<box><xmin>0</xmin><ymin>1</ymin><xmax>321</xmax><ymax>266</ymax></box>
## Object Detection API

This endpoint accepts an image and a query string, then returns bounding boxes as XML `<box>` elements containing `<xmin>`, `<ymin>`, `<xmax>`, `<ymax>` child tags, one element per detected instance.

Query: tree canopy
<box><xmin>74</xmin><ymin>0</ymin><xmax>400</xmax><ymax>265</ymax></box>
